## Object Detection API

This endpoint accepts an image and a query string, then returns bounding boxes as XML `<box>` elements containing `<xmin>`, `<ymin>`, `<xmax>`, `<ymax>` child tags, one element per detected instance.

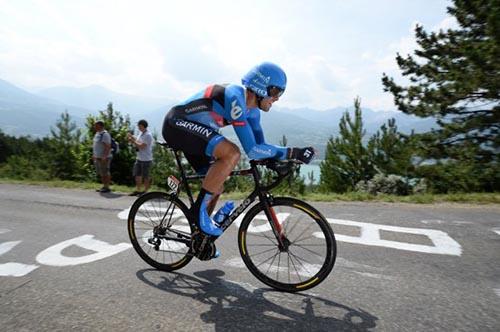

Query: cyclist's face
<box><xmin>260</xmin><ymin>95</ymin><xmax>279</xmax><ymax>112</ymax></box>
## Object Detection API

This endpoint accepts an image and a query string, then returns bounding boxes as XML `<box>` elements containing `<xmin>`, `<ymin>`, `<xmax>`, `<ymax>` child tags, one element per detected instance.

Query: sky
<box><xmin>0</xmin><ymin>0</ymin><xmax>457</xmax><ymax>111</ymax></box>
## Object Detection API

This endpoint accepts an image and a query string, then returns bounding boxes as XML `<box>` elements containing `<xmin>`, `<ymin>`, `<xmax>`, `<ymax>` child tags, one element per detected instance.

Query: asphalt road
<box><xmin>0</xmin><ymin>183</ymin><xmax>499</xmax><ymax>331</ymax></box>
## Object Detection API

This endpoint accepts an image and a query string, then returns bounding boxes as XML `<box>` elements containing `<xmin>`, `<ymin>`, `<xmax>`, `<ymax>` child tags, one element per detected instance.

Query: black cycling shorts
<box><xmin>162</xmin><ymin>117</ymin><xmax>224</xmax><ymax>173</ymax></box>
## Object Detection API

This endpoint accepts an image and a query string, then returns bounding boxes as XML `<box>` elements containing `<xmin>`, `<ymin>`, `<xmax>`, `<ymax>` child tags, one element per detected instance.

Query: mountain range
<box><xmin>0</xmin><ymin>78</ymin><xmax>436</xmax><ymax>157</ymax></box>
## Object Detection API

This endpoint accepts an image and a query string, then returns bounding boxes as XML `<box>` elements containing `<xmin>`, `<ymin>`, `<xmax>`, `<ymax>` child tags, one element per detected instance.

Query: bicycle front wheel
<box><xmin>238</xmin><ymin>197</ymin><xmax>336</xmax><ymax>292</ymax></box>
<box><xmin>128</xmin><ymin>192</ymin><xmax>194</xmax><ymax>271</ymax></box>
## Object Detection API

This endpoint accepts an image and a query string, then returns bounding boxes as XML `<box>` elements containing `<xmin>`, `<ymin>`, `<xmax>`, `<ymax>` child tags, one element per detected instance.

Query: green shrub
<box><xmin>0</xmin><ymin>155</ymin><xmax>51</xmax><ymax>180</ymax></box>
<box><xmin>356</xmin><ymin>173</ymin><xmax>410</xmax><ymax>195</ymax></box>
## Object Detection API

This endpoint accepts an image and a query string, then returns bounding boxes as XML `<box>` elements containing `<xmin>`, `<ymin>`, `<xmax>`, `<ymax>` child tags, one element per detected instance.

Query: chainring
<box><xmin>191</xmin><ymin>231</ymin><xmax>217</xmax><ymax>261</ymax></box>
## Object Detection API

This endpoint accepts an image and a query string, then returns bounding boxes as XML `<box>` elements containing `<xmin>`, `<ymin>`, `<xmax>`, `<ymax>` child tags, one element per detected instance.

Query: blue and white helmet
<box><xmin>241</xmin><ymin>62</ymin><xmax>287</xmax><ymax>98</ymax></box>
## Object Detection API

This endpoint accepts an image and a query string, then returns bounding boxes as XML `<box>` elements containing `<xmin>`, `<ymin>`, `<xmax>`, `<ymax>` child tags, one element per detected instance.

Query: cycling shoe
<box><xmin>199</xmin><ymin>207</ymin><xmax>223</xmax><ymax>237</ymax></box>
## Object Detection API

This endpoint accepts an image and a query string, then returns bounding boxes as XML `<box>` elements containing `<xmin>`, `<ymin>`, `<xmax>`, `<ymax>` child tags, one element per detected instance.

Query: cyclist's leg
<box><xmin>202</xmin><ymin>140</ymin><xmax>240</xmax><ymax>193</ymax></box>
<box><xmin>204</xmin><ymin>141</ymin><xmax>239</xmax><ymax>214</ymax></box>
<box><xmin>193</xmin><ymin>140</ymin><xmax>240</xmax><ymax>236</ymax></box>
<box><xmin>163</xmin><ymin>118</ymin><xmax>238</xmax><ymax>236</ymax></box>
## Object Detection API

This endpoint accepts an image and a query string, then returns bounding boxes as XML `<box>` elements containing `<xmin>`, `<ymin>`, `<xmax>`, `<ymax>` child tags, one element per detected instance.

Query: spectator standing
<box><xmin>92</xmin><ymin>120</ymin><xmax>112</xmax><ymax>193</ymax></box>
<box><xmin>128</xmin><ymin>119</ymin><xmax>154</xmax><ymax>196</ymax></box>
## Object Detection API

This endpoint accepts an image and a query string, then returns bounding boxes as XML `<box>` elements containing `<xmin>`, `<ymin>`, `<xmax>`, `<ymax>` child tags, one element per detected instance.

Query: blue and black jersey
<box><xmin>165</xmin><ymin>84</ymin><xmax>288</xmax><ymax>160</ymax></box>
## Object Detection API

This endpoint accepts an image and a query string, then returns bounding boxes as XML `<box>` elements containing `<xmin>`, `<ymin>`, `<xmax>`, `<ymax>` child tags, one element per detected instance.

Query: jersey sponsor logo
<box><xmin>251</xmin><ymin>146</ymin><xmax>272</xmax><ymax>156</ymax></box>
<box><xmin>232</xmin><ymin>121</ymin><xmax>246</xmax><ymax>126</ymax></box>
<box><xmin>230</xmin><ymin>100</ymin><xmax>243</xmax><ymax>120</ymax></box>
<box><xmin>175</xmin><ymin>119</ymin><xmax>213</xmax><ymax>138</ymax></box>
<box><xmin>184</xmin><ymin>104</ymin><xmax>209</xmax><ymax>114</ymax></box>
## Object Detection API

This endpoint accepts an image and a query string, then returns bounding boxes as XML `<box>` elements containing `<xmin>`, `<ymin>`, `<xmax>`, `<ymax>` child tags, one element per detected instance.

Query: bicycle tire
<box><xmin>128</xmin><ymin>192</ymin><xmax>194</xmax><ymax>271</ymax></box>
<box><xmin>238</xmin><ymin>197</ymin><xmax>336</xmax><ymax>292</ymax></box>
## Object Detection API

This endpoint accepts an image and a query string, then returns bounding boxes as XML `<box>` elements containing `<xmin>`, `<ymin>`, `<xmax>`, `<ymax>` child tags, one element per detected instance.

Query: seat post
<box><xmin>173</xmin><ymin>150</ymin><xmax>195</xmax><ymax>206</ymax></box>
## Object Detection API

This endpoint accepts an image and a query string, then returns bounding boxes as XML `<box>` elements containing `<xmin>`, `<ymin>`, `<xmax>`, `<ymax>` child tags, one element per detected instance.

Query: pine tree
<box><xmin>320</xmin><ymin>98</ymin><xmax>374</xmax><ymax>192</ymax></box>
<box><xmin>367</xmin><ymin>118</ymin><xmax>415</xmax><ymax>177</ymax></box>
<box><xmin>49</xmin><ymin>111</ymin><xmax>82</xmax><ymax>180</ymax></box>
<box><xmin>382</xmin><ymin>0</ymin><xmax>500</xmax><ymax>191</ymax></box>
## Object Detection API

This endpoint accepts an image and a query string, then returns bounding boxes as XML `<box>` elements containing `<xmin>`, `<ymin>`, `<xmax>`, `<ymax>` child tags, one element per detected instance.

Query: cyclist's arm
<box><xmin>226</xmin><ymin>86</ymin><xmax>288</xmax><ymax>160</ymax></box>
<box><xmin>232</xmin><ymin>121</ymin><xmax>288</xmax><ymax>160</ymax></box>
<box><xmin>247</xmin><ymin>108</ymin><xmax>265</xmax><ymax>144</ymax></box>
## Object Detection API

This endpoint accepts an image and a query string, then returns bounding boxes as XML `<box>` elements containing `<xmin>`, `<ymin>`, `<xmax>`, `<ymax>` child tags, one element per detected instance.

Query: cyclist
<box><xmin>162</xmin><ymin>62</ymin><xmax>315</xmax><ymax>238</ymax></box>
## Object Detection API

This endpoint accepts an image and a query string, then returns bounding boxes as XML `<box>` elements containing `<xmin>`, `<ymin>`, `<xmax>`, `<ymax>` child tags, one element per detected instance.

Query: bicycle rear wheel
<box><xmin>128</xmin><ymin>192</ymin><xmax>194</xmax><ymax>271</ymax></box>
<box><xmin>238</xmin><ymin>197</ymin><xmax>336</xmax><ymax>292</ymax></box>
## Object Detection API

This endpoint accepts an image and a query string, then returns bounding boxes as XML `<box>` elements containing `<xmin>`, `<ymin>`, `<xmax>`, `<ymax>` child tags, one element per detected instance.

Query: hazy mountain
<box><xmin>276</xmin><ymin>106</ymin><xmax>437</xmax><ymax>135</ymax></box>
<box><xmin>37</xmin><ymin>85</ymin><xmax>173</xmax><ymax>117</ymax></box>
<box><xmin>1</xmin><ymin>78</ymin><xmax>437</xmax><ymax>158</ymax></box>
<box><xmin>0</xmin><ymin>79</ymin><xmax>88</xmax><ymax>137</ymax></box>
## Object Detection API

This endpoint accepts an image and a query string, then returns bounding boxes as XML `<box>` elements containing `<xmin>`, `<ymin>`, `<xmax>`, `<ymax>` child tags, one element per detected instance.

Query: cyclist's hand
<box><xmin>289</xmin><ymin>147</ymin><xmax>315</xmax><ymax>164</ymax></box>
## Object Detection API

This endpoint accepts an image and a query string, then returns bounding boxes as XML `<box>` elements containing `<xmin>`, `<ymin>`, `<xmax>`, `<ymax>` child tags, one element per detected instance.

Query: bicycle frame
<box><xmin>166</xmin><ymin>144</ymin><xmax>293</xmax><ymax>244</ymax></box>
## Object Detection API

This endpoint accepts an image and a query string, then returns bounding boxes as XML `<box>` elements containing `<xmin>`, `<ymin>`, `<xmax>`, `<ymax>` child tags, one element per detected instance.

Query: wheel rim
<box><xmin>132</xmin><ymin>195</ymin><xmax>192</xmax><ymax>266</ymax></box>
<box><xmin>242</xmin><ymin>203</ymin><xmax>333</xmax><ymax>288</ymax></box>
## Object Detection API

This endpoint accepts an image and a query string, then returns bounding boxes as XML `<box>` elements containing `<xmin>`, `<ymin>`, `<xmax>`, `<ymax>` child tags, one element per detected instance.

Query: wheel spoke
<box><xmin>248</xmin><ymin>246</ymin><xmax>279</xmax><ymax>257</ymax></box>
<box><xmin>292</xmin><ymin>235</ymin><xmax>320</xmax><ymax>245</ymax></box>
<box><xmin>129</xmin><ymin>194</ymin><xmax>193</xmax><ymax>270</ymax></box>
<box><xmin>255</xmin><ymin>249</ymin><xmax>280</xmax><ymax>268</ymax></box>
<box><xmin>240</xmin><ymin>199</ymin><xmax>336</xmax><ymax>291</ymax></box>
<box><xmin>288</xmin><ymin>249</ymin><xmax>315</xmax><ymax>275</ymax></box>
<box><xmin>265</xmin><ymin>251</ymin><xmax>279</xmax><ymax>276</ymax></box>
<box><xmin>247</xmin><ymin>230</ymin><xmax>278</xmax><ymax>246</ymax></box>
<box><xmin>286</xmin><ymin>251</ymin><xmax>303</xmax><ymax>283</ymax></box>
<box><xmin>291</xmin><ymin>221</ymin><xmax>316</xmax><ymax>244</ymax></box>
<box><xmin>291</xmin><ymin>243</ymin><xmax>325</xmax><ymax>258</ymax></box>
<box><xmin>284</xmin><ymin>213</ymin><xmax>305</xmax><ymax>238</ymax></box>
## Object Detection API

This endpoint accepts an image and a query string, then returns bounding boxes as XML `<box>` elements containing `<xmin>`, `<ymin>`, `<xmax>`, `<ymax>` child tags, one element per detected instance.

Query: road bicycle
<box><xmin>127</xmin><ymin>142</ymin><xmax>337</xmax><ymax>292</ymax></box>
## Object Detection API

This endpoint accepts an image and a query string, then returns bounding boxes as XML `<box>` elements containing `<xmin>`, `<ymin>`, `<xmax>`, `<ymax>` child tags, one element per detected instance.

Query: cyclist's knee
<box><xmin>231</xmin><ymin>144</ymin><xmax>241</xmax><ymax>165</ymax></box>
<box><xmin>215</xmin><ymin>141</ymin><xmax>240</xmax><ymax>166</ymax></box>
<box><xmin>228</xmin><ymin>145</ymin><xmax>241</xmax><ymax>166</ymax></box>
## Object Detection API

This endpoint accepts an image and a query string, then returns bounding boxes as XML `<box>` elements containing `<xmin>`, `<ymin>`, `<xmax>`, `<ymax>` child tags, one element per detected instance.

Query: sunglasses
<box><xmin>267</xmin><ymin>85</ymin><xmax>284</xmax><ymax>98</ymax></box>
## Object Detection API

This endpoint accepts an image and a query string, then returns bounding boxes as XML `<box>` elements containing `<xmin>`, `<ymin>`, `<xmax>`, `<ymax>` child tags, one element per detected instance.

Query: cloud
<box><xmin>433</xmin><ymin>16</ymin><xmax>458</xmax><ymax>31</ymax></box>
<box><xmin>0</xmin><ymin>1</ymin><xmax>454</xmax><ymax>111</ymax></box>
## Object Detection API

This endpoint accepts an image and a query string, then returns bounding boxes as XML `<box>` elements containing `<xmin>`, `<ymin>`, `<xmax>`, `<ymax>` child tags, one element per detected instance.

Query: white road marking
<box><xmin>321</xmin><ymin>218</ymin><xmax>462</xmax><ymax>256</ymax></box>
<box><xmin>0</xmin><ymin>240</ymin><xmax>21</xmax><ymax>256</ymax></box>
<box><xmin>117</xmin><ymin>209</ymin><xmax>130</xmax><ymax>220</ymax></box>
<box><xmin>352</xmin><ymin>271</ymin><xmax>395</xmax><ymax>281</ymax></box>
<box><xmin>36</xmin><ymin>234</ymin><xmax>131</xmax><ymax>266</ymax></box>
<box><xmin>0</xmin><ymin>240</ymin><xmax>39</xmax><ymax>276</ymax></box>
<box><xmin>421</xmin><ymin>220</ymin><xmax>472</xmax><ymax>225</ymax></box>
<box><xmin>493</xmin><ymin>229</ymin><xmax>500</xmax><ymax>236</ymax></box>
<box><xmin>421</xmin><ymin>220</ymin><xmax>445</xmax><ymax>224</ymax></box>
<box><xmin>118</xmin><ymin>208</ymin><xmax>462</xmax><ymax>255</ymax></box>
<box><xmin>335</xmin><ymin>257</ymin><xmax>383</xmax><ymax>272</ymax></box>
<box><xmin>451</xmin><ymin>221</ymin><xmax>473</xmax><ymax>225</ymax></box>
<box><xmin>0</xmin><ymin>262</ymin><xmax>38</xmax><ymax>277</ymax></box>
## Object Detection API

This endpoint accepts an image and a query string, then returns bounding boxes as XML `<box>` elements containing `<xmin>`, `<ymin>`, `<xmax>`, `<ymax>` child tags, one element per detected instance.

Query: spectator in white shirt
<box><xmin>128</xmin><ymin>120</ymin><xmax>154</xmax><ymax>196</ymax></box>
